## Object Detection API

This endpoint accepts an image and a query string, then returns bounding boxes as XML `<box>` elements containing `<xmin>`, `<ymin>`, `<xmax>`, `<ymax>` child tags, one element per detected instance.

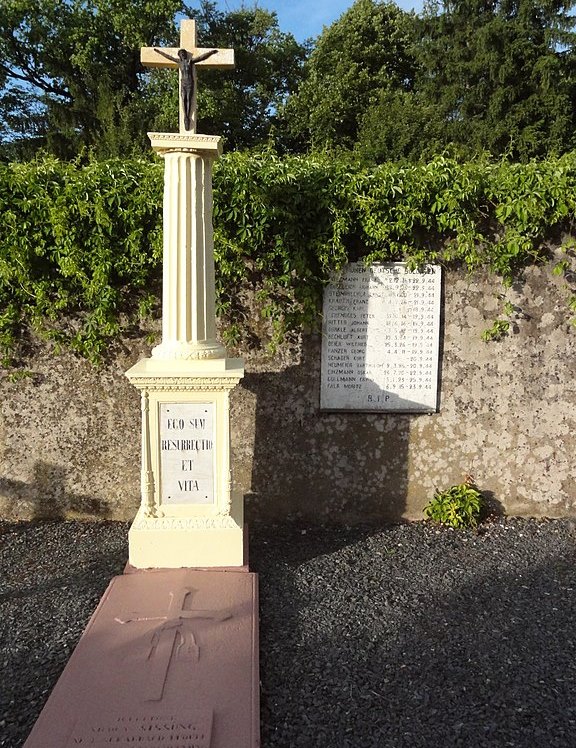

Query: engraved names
<box><xmin>320</xmin><ymin>262</ymin><xmax>441</xmax><ymax>411</ymax></box>
<box><xmin>68</xmin><ymin>711</ymin><xmax>212</xmax><ymax>747</ymax></box>
<box><xmin>160</xmin><ymin>403</ymin><xmax>215</xmax><ymax>504</ymax></box>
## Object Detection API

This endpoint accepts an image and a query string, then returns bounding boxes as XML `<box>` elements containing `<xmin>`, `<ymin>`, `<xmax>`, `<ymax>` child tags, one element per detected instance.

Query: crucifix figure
<box><xmin>141</xmin><ymin>20</ymin><xmax>235</xmax><ymax>133</ymax></box>
<box><xmin>115</xmin><ymin>587</ymin><xmax>233</xmax><ymax>702</ymax></box>
<box><xmin>153</xmin><ymin>48</ymin><xmax>218</xmax><ymax>131</ymax></box>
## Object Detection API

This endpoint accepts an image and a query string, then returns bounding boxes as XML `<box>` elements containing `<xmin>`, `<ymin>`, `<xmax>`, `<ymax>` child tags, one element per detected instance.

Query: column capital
<box><xmin>148</xmin><ymin>132</ymin><xmax>222</xmax><ymax>157</ymax></box>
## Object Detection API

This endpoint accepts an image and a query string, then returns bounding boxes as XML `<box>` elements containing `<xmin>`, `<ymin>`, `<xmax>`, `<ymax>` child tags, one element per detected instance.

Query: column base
<box><xmin>128</xmin><ymin>496</ymin><xmax>245</xmax><ymax>569</ymax></box>
<box><xmin>151</xmin><ymin>339</ymin><xmax>227</xmax><ymax>360</ymax></box>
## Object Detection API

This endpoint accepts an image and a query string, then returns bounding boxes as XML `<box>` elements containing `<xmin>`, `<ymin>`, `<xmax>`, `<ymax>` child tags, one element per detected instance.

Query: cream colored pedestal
<box><xmin>126</xmin><ymin>357</ymin><xmax>244</xmax><ymax>568</ymax></box>
<box><xmin>128</xmin><ymin>504</ymin><xmax>244</xmax><ymax>568</ymax></box>
<box><xmin>126</xmin><ymin>132</ymin><xmax>245</xmax><ymax>568</ymax></box>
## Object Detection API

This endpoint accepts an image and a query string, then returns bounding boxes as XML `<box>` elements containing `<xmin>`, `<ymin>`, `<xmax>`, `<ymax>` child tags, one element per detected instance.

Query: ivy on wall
<box><xmin>0</xmin><ymin>157</ymin><xmax>163</xmax><ymax>364</ymax></box>
<box><xmin>215</xmin><ymin>152</ymin><xmax>576</xmax><ymax>346</ymax></box>
<box><xmin>0</xmin><ymin>152</ymin><xmax>575</xmax><ymax>365</ymax></box>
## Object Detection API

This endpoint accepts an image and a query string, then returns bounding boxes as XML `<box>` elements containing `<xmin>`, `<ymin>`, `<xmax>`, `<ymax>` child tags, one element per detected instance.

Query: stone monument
<box><xmin>126</xmin><ymin>20</ymin><xmax>245</xmax><ymax>568</ymax></box>
<box><xmin>24</xmin><ymin>22</ymin><xmax>259</xmax><ymax>748</ymax></box>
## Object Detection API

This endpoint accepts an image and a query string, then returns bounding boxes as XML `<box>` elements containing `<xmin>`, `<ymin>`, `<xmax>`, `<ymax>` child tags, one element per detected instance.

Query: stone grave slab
<box><xmin>24</xmin><ymin>569</ymin><xmax>259</xmax><ymax>748</ymax></box>
<box><xmin>321</xmin><ymin>262</ymin><xmax>442</xmax><ymax>412</ymax></box>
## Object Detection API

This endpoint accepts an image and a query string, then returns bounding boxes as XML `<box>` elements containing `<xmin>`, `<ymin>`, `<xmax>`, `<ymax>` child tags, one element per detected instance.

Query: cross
<box><xmin>115</xmin><ymin>587</ymin><xmax>232</xmax><ymax>701</ymax></box>
<box><xmin>141</xmin><ymin>19</ymin><xmax>234</xmax><ymax>134</ymax></box>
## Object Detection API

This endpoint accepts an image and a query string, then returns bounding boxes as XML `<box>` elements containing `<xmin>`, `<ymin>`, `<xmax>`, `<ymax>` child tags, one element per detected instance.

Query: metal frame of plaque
<box><xmin>320</xmin><ymin>262</ymin><xmax>442</xmax><ymax>412</ymax></box>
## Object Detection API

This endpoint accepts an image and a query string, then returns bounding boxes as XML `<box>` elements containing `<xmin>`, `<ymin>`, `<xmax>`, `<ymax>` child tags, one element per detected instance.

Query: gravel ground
<box><xmin>2</xmin><ymin>517</ymin><xmax>576</xmax><ymax>747</ymax></box>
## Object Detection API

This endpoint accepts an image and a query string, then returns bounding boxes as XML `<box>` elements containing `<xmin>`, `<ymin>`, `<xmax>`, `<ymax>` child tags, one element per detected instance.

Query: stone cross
<box><xmin>141</xmin><ymin>19</ymin><xmax>234</xmax><ymax>133</ymax></box>
<box><xmin>115</xmin><ymin>587</ymin><xmax>232</xmax><ymax>701</ymax></box>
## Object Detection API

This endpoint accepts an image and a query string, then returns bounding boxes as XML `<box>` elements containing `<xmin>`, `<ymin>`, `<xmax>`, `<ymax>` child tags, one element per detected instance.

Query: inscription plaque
<box><xmin>160</xmin><ymin>403</ymin><xmax>215</xmax><ymax>504</ymax></box>
<box><xmin>321</xmin><ymin>262</ymin><xmax>441</xmax><ymax>412</ymax></box>
<box><xmin>68</xmin><ymin>710</ymin><xmax>212</xmax><ymax>747</ymax></box>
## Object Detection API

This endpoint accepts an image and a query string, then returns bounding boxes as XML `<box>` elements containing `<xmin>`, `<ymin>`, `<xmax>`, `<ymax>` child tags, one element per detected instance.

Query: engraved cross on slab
<box><xmin>115</xmin><ymin>587</ymin><xmax>232</xmax><ymax>701</ymax></box>
<box><xmin>141</xmin><ymin>19</ymin><xmax>234</xmax><ymax>133</ymax></box>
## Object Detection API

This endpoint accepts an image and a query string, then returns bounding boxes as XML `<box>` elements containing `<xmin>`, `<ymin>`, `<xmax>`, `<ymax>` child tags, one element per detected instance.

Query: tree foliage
<box><xmin>412</xmin><ymin>0</ymin><xmax>576</xmax><ymax>160</ymax></box>
<box><xmin>0</xmin><ymin>0</ymin><xmax>182</xmax><ymax>159</ymax></box>
<box><xmin>284</xmin><ymin>0</ymin><xmax>417</xmax><ymax>153</ymax></box>
<box><xmin>287</xmin><ymin>0</ymin><xmax>576</xmax><ymax>162</ymax></box>
<box><xmin>0</xmin><ymin>0</ymin><xmax>307</xmax><ymax>159</ymax></box>
<box><xmin>4</xmin><ymin>0</ymin><xmax>574</xmax><ymax>162</ymax></box>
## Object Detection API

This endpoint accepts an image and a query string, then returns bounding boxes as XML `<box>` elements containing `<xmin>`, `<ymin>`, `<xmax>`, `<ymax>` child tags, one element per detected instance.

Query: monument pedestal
<box><xmin>125</xmin><ymin>129</ymin><xmax>247</xmax><ymax>570</ymax></box>
<box><xmin>128</xmin><ymin>503</ymin><xmax>245</xmax><ymax>568</ymax></box>
<box><xmin>126</xmin><ymin>357</ymin><xmax>245</xmax><ymax>569</ymax></box>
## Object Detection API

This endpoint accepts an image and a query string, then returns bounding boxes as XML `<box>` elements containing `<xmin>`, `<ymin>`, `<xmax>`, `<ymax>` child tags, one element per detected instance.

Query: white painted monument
<box><xmin>321</xmin><ymin>262</ymin><xmax>441</xmax><ymax>412</ymax></box>
<box><xmin>125</xmin><ymin>20</ymin><xmax>244</xmax><ymax>568</ymax></box>
<box><xmin>24</xmin><ymin>21</ymin><xmax>259</xmax><ymax>748</ymax></box>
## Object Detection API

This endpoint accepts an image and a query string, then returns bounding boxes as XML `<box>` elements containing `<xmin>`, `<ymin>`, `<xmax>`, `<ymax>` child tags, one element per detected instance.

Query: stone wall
<box><xmin>1</xmin><ymin>263</ymin><xmax>574</xmax><ymax>524</ymax></box>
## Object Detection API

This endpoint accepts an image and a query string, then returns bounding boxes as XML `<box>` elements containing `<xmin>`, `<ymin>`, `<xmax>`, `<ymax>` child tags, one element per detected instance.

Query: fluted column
<box><xmin>149</xmin><ymin>134</ymin><xmax>226</xmax><ymax>360</ymax></box>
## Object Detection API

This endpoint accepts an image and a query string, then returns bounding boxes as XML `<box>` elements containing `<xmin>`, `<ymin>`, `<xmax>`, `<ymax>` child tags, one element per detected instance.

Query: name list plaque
<box><xmin>320</xmin><ymin>262</ymin><xmax>441</xmax><ymax>412</ymax></box>
<box><xmin>159</xmin><ymin>402</ymin><xmax>215</xmax><ymax>504</ymax></box>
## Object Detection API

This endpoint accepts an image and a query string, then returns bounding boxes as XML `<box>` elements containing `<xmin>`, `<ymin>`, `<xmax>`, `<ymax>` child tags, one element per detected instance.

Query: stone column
<box><xmin>150</xmin><ymin>133</ymin><xmax>226</xmax><ymax>361</ymax></box>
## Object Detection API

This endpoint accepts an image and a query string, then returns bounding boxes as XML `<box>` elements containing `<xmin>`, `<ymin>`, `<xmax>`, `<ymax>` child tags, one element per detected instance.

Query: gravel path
<box><xmin>2</xmin><ymin>518</ymin><xmax>576</xmax><ymax>747</ymax></box>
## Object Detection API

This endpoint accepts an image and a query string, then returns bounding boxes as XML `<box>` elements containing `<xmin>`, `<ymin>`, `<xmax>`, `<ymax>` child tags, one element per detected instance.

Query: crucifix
<box><xmin>115</xmin><ymin>587</ymin><xmax>233</xmax><ymax>702</ymax></box>
<box><xmin>141</xmin><ymin>19</ymin><xmax>234</xmax><ymax>133</ymax></box>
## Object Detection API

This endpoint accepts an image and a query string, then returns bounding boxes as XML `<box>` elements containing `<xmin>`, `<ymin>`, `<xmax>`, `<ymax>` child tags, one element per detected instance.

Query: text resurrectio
<box><xmin>159</xmin><ymin>403</ymin><xmax>216</xmax><ymax>505</ymax></box>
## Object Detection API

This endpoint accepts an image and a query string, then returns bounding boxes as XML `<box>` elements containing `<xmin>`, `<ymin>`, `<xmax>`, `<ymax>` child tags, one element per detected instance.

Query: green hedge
<box><xmin>0</xmin><ymin>157</ymin><xmax>163</xmax><ymax>364</ymax></box>
<box><xmin>1</xmin><ymin>152</ymin><xmax>575</xmax><ymax>365</ymax></box>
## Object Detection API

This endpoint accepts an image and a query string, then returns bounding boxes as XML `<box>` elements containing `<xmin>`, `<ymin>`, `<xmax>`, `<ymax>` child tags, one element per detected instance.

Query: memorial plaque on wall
<box><xmin>159</xmin><ymin>402</ymin><xmax>215</xmax><ymax>504</ymax></box>
<box><xmin>321</xmin><ymin>262</ymin><xmax>441</xmax><ymax>412</ymax></box>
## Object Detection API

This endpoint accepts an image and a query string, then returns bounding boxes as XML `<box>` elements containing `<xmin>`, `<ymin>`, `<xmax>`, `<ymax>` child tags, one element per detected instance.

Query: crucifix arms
<box><xmin>141</xmin><ymin>20</ymin><xmax>234</xmax><ymax>134</ymax></box>
<box><xmin>152</xmin><ymin>48</ymin><xmax>218</xmax><ymax>65</ymax></box>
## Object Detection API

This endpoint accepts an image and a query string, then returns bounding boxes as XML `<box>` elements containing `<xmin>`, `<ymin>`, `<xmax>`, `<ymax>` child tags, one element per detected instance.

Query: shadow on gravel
<box><xmin>254</xmin><ymin>529</ymin><xmax>576</xmax><ymax>748</ymax></box>
<box><xmin>0</xmin><ymin>521</ymin><xmax>128</xmax><ymax>748</ymax></box>
<box><xmin>0</xmin><ymin>556</ymin><xmax>124</xmax><ymax>606</ymax></box>
<box><xmin>250</xmin><ymin>523</ymin><xmax>383</xmax><ymax>567</ymax></box>
<box><xmin>4</xmin><ymin>522</ymin><xmax>576</xmax><ymax>748</ymax></box>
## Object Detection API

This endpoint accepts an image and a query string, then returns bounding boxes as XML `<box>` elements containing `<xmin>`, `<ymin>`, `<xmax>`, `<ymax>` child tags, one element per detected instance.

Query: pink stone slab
<box><xmin>124</xmin><ymin>562</ymin><xmax>251</xmax><ymax>574</ymax></box>
<box><xmin>24</xmin><ymin>569</ymin><xmax>259</xmax><ymax>748</ymax></box>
